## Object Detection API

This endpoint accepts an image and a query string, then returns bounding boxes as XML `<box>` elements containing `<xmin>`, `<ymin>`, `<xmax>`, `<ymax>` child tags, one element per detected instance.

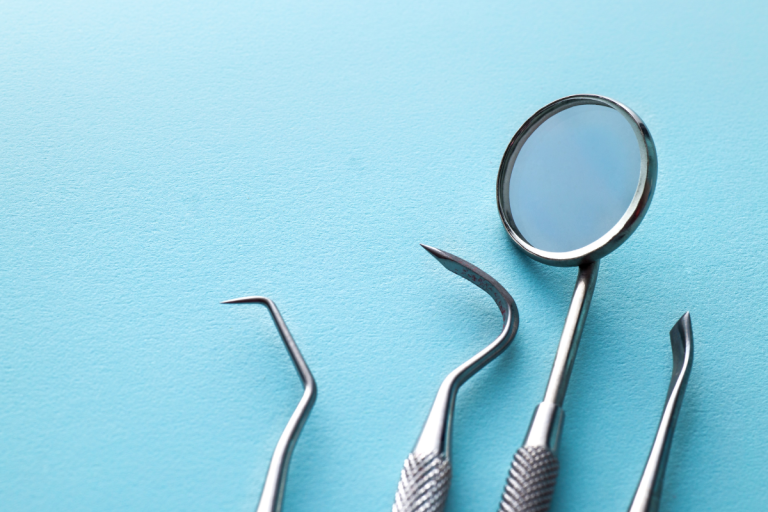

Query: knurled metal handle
<box><xmin>498</xmin><ymin>445</ymin><xmax>559</xmax><ymax>512</ymax></box>
<box><xmin>392</xmin><ymin>451</ymin><xmax>452</xmax><ymax>512</ymax></box>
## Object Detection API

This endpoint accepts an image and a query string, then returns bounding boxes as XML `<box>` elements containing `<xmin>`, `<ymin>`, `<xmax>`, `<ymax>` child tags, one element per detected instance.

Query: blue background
<box><xmin>2</xmin><ymin>1</ymin><xmax>767</xmax><ymax>511</ymax></box>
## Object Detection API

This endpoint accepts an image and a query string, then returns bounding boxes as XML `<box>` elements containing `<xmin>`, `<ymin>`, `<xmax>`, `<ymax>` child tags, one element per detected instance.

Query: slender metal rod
<box><xmin>222</xmin><ymin>297</ymin><xmax>317</xmax><ymax>512</ymax></box>
<box><xmin>523</xmin><ymin>260</ymin><xmax>598</xmax><ymax>451</ymax></box>
<box><xmin>543</xmin><ymin>261</ymin><xmax>600</xmax><ymax>407</ymax></box>
<box><xmin>628</xmin><ymin>312</ymin><xmax>693</xmax><ymax>512</ymax></box>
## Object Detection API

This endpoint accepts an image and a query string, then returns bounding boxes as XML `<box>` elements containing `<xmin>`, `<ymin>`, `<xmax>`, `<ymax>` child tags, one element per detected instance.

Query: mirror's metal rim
<box><xmin>496</xmin><ymin>94</ymin><xmax>657</xmax><ymax>267</ymax></box>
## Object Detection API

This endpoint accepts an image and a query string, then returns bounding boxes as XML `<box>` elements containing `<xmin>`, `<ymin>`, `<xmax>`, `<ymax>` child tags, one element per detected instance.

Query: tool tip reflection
<box><xmin>221</xmin><ymin>296</ymin><xmax>268</xmax><ymax>305</ymax></box>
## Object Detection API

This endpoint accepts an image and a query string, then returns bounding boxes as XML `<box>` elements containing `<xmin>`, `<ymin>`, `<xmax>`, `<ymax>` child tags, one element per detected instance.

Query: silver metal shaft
<box><xmin>628</xmin><ymin>312</ymin><xmax>693</xmax><ymax>512</ymax></box>
<box><xmin>222</xmin><ymin>297</ymin><xmax>317</xmax><ymax>512</ymax></box>
<box><xmin>528</xmin><ymin>261</ymin><xmax>599</xmax><ymax>449</ymax></box>
<box><xmin>499</xmin><ymin>261</ymin><xmax>599</xmax><ymax>512</ymax></box>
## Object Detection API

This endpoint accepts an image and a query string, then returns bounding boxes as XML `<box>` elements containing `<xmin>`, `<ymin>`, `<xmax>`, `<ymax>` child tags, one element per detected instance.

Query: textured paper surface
<box><xmin>2</xmin><ymin>1</ymin><xmax>767</xmax><ymax>510</ymax></box>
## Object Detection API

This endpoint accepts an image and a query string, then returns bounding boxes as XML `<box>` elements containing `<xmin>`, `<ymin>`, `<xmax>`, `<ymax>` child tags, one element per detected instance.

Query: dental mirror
<box><xmin>495</xmin><ymin>95</ymin><xmax>656</xmax><ymax>512</ymax></box>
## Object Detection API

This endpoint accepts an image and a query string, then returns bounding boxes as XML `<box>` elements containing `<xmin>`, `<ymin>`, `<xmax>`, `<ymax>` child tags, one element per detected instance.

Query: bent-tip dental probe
<box><xmin>392</xmin><ymin>245</ymin><xmax>519</xmax><ymax>512</ymax></box>
<box><xmin>222</xmin><ymin>297</ymin><xmax>317</xmax><ymax>512</ymax></box>
<box><xmin>628</xmin><ymin>312</ymin><xmax>693</xmax><ymax>512</ymax></box>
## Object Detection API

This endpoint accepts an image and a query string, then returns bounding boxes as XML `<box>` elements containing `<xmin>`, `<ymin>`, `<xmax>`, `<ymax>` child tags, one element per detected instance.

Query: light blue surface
<box><xmin>509</xmin><ymin>104</ymin><xmax>641</xmax><ymax>253</ymax></box>
<box><xmin>2</xmin><ymin>1</ymin><xmax>767</xmax><ymax>511</ymax></box>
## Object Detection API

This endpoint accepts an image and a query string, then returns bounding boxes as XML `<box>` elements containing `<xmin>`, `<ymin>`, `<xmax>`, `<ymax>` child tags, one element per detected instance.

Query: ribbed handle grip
<box><xmin>498</xmin><ymin>446</ymin><xmax>559</xmax><ymax>512</ymax></box>
<box><xmin>392</xmin><ymin>451</ymin><xmax>452</xmax><ymax>512</ymax></box>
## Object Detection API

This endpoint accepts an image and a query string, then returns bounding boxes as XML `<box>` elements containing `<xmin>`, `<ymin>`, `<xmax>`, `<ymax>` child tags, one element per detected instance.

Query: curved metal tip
<box><xmin>670</xmin><ymin>312</ymin><xmax>693</xmax><ymax>352</ymax></box>
<box><xmin>672</xmin><ymin>311</ymin><xmax>691</xmax><ymax>332</ymax></box>
<box><xmin>420</xmin><ymin>244</ymin><xmax>515</xmax><ymax>321</ymax></box>
<box><xmin>420</xmin><ymin>243</ymin><xmax>447</xmax><ymax>260</ymax></box>
<box><xmin>221</xmin><ymin>296</ymin><xmax>268</xmax><ymax>304</ymax></box>
<box><xmin>411</xmin><ymin>245</ymin><xmax>519</xmax><ymax>460</ymax></box>
<box><xmin>669</xmin><ymin>312</ymin><xmax>693</xmax><ymax>382</ymax></box>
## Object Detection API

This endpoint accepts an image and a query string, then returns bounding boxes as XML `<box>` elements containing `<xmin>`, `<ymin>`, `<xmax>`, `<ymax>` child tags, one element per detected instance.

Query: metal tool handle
<box><xmin>393</xmin><ymin>451</ymin><xmax>452</xmax><ymax>512</ymax></box>
<box><xmin>496</xmin><ymin>262</ymin><xmax>598</xmax><ymax>512</ymax></box>
<box><xmin>498</xmin><ymin>402</ymin><xmax>563</xmax><ymax>512</ymax></box>
<box><xmin>392</xmin><ymin>246</ymin><xmax>519</xmax><ymax>512</ymax></box>
<box><xmin>499</xmin><ymin>445</ymin><xmax>559</xmax><ymax>512</ymax></box>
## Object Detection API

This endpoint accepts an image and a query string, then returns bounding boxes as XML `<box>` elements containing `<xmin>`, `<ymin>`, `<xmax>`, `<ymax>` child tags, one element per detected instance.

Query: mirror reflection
<box><xmin>507</xmin><ymin>104</ymin><xmax>641</xmax><ymax>253</ymax></box>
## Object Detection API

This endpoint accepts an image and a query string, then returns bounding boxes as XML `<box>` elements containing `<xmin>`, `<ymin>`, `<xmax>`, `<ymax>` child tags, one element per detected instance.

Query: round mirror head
<box><xmin>497</xmin><ymin>95</ymin><xmax>656</xmax><ymax>267</ymax></box>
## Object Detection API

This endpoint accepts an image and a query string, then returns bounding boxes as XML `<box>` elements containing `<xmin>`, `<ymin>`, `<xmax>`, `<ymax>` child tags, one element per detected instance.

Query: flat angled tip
<box><xmin>674</xmin><ymin>311</ymin><xmax>692</xmax><ymax>330</ymax></box>
<box><xmin>669</xmin><ymin>311</ymin><xmax>693</xmax><ymax>361</ymax></box>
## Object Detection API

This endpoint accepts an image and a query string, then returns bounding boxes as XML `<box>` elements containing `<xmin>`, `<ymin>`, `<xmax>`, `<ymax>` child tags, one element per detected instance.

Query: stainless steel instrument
<box><xmin>392</xmin><ymin>245</ymin><xmax>519</xmax><ymax>512</ymax></box>
<box><xmin>495</xmin><ymin>95</ymin><xmax>657</xmax><ymax>511</ymax></box>
<box><xmin>627</xmin><ymin>312</ymin><xmax>693</xmax><ymax>512</ymax></box>
<box><xmin>222</xmin><ymin>297</ymin><xmax>316</xmax><ymax>512</ymax></box>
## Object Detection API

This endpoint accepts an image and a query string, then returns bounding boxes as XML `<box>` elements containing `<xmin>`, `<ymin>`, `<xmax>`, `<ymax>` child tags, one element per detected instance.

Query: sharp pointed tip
<box><xmin>420</xmin><ymin>243</ymin><xmax>444</xmax><ymax>258</ymax></box>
